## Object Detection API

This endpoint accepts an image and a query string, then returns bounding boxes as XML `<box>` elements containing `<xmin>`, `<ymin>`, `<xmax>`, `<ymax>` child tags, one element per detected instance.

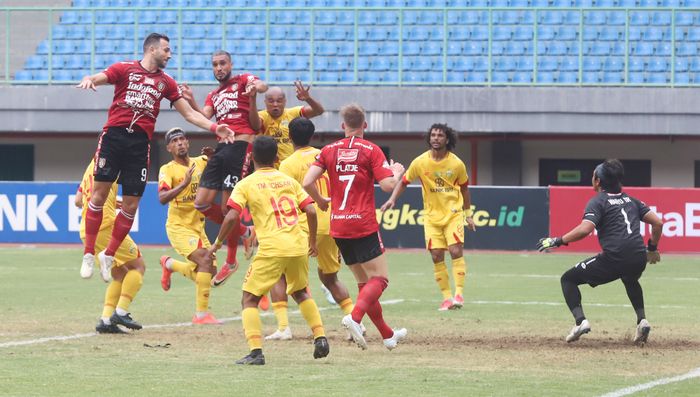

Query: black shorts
<box><xmin>563</xmin><ymin>252</ymin><xmax>647</xmax><ymax>288</ymax></box>
<box><xmin>334</xmin><ymin>232</ymin><xmax>385</xmax><ymax>266</ymax></box>
<box><xmin>93</xmin><ymin>127</ymin><xmax>150</xmax><ymax>197</ymax></box>
<box><xmin>199</xmin><ymin>141</ymin><xmax>252</xmax><ymax>191</ymax></box>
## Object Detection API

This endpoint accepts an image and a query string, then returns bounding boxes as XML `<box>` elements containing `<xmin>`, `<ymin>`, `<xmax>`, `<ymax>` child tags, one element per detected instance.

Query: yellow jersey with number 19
<box><xmin>158</xmin><ymin>155</ymin><xmax>207</xmax><ymax>231</ymax></box>
<box><xmin>79</xmin><ymin>159</ymin><xmax>118</xmax><ymax>235</ymax></box>
<box><xmin>403</xmin><ymin>151</ymin><xmax>469</xmax><ymax>226</ymax></box>
<box><xmin>258</xmin><ymin>106</ymin><xmax>304</xmax><ymax>164</ymax></box>
<box><xmin>227</xmin><ymin>167</ymin><xmax>313</xmax><ymax>258</ymax></box>
<box><xmin>279</xmin><ymin>146</ymin><xmax>331</xmax><ymax>235</ymax></box>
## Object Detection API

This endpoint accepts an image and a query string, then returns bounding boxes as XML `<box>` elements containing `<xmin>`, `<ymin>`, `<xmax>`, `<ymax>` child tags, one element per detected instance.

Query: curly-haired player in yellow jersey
<box><xmin>208</xmin><ymin>136</ymin><xmax>329</xmax><ymax>365</ymax></box>
<box><xmin>382</xmin><ymin>123</ymin><xmax>477</xmax><ymax>311</ymax></box>
<box><xmin>76</xmin><ymin>160</ymin><xmax>145</xmax><ymax>333</ymax></box>
<box><xmin>157</xmin><ymin>127</ymin><xmax>221</xmax><ymax>325</ymax></box>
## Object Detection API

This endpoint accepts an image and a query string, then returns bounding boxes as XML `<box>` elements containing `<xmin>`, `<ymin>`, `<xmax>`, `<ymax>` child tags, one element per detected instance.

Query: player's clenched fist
<box><xmin>537</xmin><ymin>237</ymin><xmax>566</xmax><ymax>252</ymax></box>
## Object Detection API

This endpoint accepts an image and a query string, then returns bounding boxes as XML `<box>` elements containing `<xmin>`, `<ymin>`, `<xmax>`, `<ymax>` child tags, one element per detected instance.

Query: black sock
<box><xmin>622</xmin><ymin>277</ymin><xmax>645</xmax><ymax>324</ymax></box>
<box><xmin>561</xmin><ymin>272</ymin><xmax>585</xmax><ymax>323</ymax></box>
<box><xmin>572</xmin><ymin>307</ymin><xmax>586</xmax><ymax>325</ymax></box>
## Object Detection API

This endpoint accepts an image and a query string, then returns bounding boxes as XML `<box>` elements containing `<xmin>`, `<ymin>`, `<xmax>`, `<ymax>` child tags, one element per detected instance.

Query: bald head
<box><xmin>264</xmin><ymin>86</ymin><xmax>287</xmax><ymax>118</ymax></box>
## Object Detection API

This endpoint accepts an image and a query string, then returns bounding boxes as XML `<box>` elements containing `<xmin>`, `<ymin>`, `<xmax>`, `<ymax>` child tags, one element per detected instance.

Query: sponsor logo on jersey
<box><xmin>144</xmin><ymin>77</ymin><xmax>155</xmax><ymax>86</ymax></box>
<box><xmin>128</xmin><ymin>73</ymin><xmax>142</xmax><ymax>82</ymax></box>
<box><xmin>337</xmin><ymin>148</ymin><xmax>358</xmax><ymax>163</ymax></box>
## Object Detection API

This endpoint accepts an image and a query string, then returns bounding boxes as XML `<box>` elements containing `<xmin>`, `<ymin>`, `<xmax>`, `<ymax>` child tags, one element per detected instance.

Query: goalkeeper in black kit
<box><xmin>537</xmin><ymin>159</ymin><xmax>663</xmax><ymax>344</ymax></box>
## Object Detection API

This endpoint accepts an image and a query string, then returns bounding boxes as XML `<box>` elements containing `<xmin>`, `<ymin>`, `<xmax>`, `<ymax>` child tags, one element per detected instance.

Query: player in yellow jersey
<box><xmin>208</xmin><ymin>136</ymin><xmax>329</xmax><ymax>365</ymax></box>
<box><xmin>157</xmin><ymin>128</ymin><xmax>221</xmax><ymax>325</ymax></box>
<box><xmin>381</xmin><ymin>123</ymin><xmax>477</xmax><ymax>311</ymax></box>
<box><xmin>76</xmin><ymin>159</ymin><xmax>145</xmax><ymax>333</ymax></box>
<box><xmin>258</xmin><ymin>81</ymin><xmax>324</xmax><ymax>165</ymax></box>
<box><xmin>265</xmin><ymin>117</ymin><xmax>357</xmax><ymax>341</ymax></box>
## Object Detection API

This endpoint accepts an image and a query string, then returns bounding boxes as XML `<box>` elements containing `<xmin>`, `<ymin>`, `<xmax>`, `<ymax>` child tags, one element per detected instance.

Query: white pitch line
<box><xmin>0</xmin><ymin>299</ymin><xmax>404</xmax><ymax>349</ymax></box>
<box><xmin>599</xmin><ymin>366</ymin><xmax>700</xmax><ymax>397</ymax></box>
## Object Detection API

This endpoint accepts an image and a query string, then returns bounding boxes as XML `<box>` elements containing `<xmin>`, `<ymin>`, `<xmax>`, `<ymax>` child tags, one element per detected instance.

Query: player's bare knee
<box><xmin>241</xmin><ymin>291</ymin><xmax>261</xmax><ymax>308</ymax></box>
<box><xmin>430</xmin><ymin>250</ymin><xmax>445</xmax><ymax>263</ymax></box>
<box><xmin>290</xmin><ymin>288</ymin><xmax>310</xmax><ymax>303</ymax></box>
<box><xmin>448</xmin><ymin>246</ymin><xmax>463</xmax><ymax>260</ymax></box>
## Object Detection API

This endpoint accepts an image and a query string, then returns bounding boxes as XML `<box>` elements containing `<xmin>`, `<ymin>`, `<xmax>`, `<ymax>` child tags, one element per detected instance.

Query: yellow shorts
<box><xmin>242</xmin><ymin>255</ymin><xmax>309</xmax><ymax>297</ymax></box>
<box><xmin>166</xmin><ymin>225</ymin><xmax>211</xmax><ymax>259</ymax></box>
<box><xmin>424</xmin><ymin>214</ymin><xmax>465</xmax><ymax>250</ymax></box>
<box><xmin>315</xmin><ymin>234</ymin><xmax>341</xmax><ymax>274</ymax></box>
<box><xmin>80</xmin><ymin>227</ymin><xmax>140</xmax><ymax>267</ymax></box>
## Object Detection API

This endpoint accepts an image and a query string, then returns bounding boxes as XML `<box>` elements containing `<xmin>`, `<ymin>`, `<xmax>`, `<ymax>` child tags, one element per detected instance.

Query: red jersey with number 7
<box><xmin>313</xmin><ymin>136</ymin><xmax>393</xmax><ymax>239</ymax></box>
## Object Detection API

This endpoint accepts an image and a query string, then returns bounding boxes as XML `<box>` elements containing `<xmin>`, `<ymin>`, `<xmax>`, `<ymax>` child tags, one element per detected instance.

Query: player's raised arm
<box><xmin>294</xmin><ymin>80</ymin><xmax>324</xmax><ymax>118</ymax></box>
<box><xmin>75</xmin><ymin>72</ymin><xmax>109</xmax><ymax>91</ymax></box>
<box><xmin>248</xmin><ymin>88</ymin><xmax>261</xmax><ymax>132</ymax></box>
<box><xmin>172</xmin><ymin>98</ymin><xmax>235</xmax><ymax>143</ymax></box>
<box><xmin>179</xmin><ymin>83</ymin><xmax>214</xmax><ymax>119</ymax></box>
<box><xmin>303</xmin><ymin>165</ymin><xmax>330</xmax><ymax>211</ymax></box>
<box><xmin>642</xmin><ymin>211</ymin><xmax>664</xmax><ymax>264</ymax></box>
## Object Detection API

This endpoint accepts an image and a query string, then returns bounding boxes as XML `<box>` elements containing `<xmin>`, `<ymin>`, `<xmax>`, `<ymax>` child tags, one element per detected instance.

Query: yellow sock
<box><xmin>338</xmin><ymin>297</ymin><xmax>354</xmax><ymax>315</ymax></box>
<box><xmin>453</xmin><ymin>257</ymin><xmax>467</xmax><ymax>296</ymax></box>
<box><xmin>298</xmin><ymin>298</ymin><xmax>325</xmax><ymax>339</ymax></box>
<box><xmin>195</xmin><ymin>272</ymin><xmax>212</xmax><ymax>313</ymax></box>
<box><xmin>434</xmin><ymin>261</ymin><xmax>452</xmax><ymax>300</ymax></box>
<box><xmin>172</xmin><ymin>259</ymin><xmax>195</xmax><ymax>281</ymax></box>
<box><xmin>101</xmin><ymin>280</ymin><xmax>122</xmax><ymax>319</ymax></box>
<box><xmin>242</xmin><ymin>307</ymin><xmax>263</xmax><ymax>350</ymax></box>
<box><xmin>271</xmin><ymin>301</ymin><xmax>289</xmax><ymax>331</ymax></box>
<box><xmin>116</xmin><ymin>270</ymin><xmax>143</xmax><ymax>312</ymax></box>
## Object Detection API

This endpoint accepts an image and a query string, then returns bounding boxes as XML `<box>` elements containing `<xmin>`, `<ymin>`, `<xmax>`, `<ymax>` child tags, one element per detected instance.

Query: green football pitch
<box><xmin>0</xmin><ymin>246</ymin><xmax>698</xmax><ymax>397</ymax></box>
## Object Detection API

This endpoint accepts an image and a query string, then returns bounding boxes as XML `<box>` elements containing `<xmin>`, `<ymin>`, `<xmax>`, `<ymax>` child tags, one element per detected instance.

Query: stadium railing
<box><xmin>1</xmin><ymin>6</ymin><xmax>699</xmax><ymax>86</ymax></box>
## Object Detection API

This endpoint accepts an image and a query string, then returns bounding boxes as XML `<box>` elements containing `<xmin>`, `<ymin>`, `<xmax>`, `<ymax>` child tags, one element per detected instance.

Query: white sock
<box><xmin>241</xmin><ymin>226</ymin><xmax>252</xmax><ymax>239</ymax></box>
<box><xmin>102</xmin><ymin>317</ymin><xmax>111</xmax><ymax>325</ymax></box>
<box><xmin>165</xmin><ymin>257</ymin><xmax>174</xmax><ymax>270</ymax></box>
<box><xmin>195</xmin><ymin>311</ymin><xmax>207</xmax><ymax>319</ymax></box>
<box><xmin>115</xmin><ymin>308</ymin><xmax>128</xmax><ymax>316</ymax></box>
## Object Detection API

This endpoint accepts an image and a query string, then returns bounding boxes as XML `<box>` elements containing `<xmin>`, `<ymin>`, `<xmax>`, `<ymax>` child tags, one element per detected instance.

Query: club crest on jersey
<box><xmin>337</xmin><ymin>148</ymin><xmax>358</xmax><ymax>163</ymax></box>
<box><xmin>157</xmin><ymin>81</ymin><xmax>165</xmax><ymax>91</ymax></box>
<box><xmin>98</xmin><ymin>157</ymin><xmax>106</xmax><ymax>168</ymax></box>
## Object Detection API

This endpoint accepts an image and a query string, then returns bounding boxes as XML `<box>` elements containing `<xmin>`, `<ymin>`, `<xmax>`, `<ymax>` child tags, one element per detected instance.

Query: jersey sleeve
<box><xmin>158</xmin><ymin>165</ymin><xmax>172</xmax><ymax>191</ymax></box>
<box><xmin>289</xmin><ymin>106</ymin><xmax>303</xmax><ymax>119</ymax></box>
<box><xmin>164</xmin><ymin>74</ymin><xmax>183</xmax><ymax>104</ymax></box>
<box><xmin>402</xmin><ymin>158</ymin><xmax>419</xmax><ymax>185</ymax></box>
<box><xmin>371</xmin><ymin>145</ymin><xmax>393</xmax><ymax>182</ymax></box>
<box><xmin>312</xmin><ymin>148</ymin><xmax>329</xmax><ymax>171</ymax></box>
<box><xmin>456</xmin><ymin>160</ymin><xmax>469</xmax><ymax>186</ymax></box>
<box><xmin>204</xmin><ymin>91</ymin><xmax>214</xmax><ymax>108</ymax></box>
<box><xmin>227</xmin><ymin>181</ymin><xmax>248</xmax><ymax>213</ymax></box>
<box><xmin>258</xmin><ymin>110</ymin><xmax>270</xmax><ymax>133</ymax></box>
<box><xmin>631</xmin><ymin>196</ymin><xmax>651</xmax><ymax>219</ymax></box>
<box><xmin>103</xmin><ymin>62</ymin><xmax>126</xmax><ymax>85</ymax></box>
<box><xmin>294</xmin><ymin>179</ymin><xmax>314</xmax><ymax>211</ymax></box>
<box><xmin>582</xmin><ymin>195</ymin><xmax>604</xmax><ymax>226</ymax></box>
<box><xmin>279</xmin><ymin>157</ymin><xmax>295</xmax><ymax>179</ymax></box>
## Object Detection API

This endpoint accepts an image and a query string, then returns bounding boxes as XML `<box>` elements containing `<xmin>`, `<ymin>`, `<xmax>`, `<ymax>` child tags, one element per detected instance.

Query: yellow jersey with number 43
<box><xmin>403</xmin><ymin>151</ymin><xmax>469</xmax><ymax>226</ymax></box>
<box><xmin>158</xmin><ymin>155</ymin><xmax>207</xmax><ymax>231</ymax></box>
<box><xmin>279</xmin><ymin>146</ymin><xmax>331</xmax><ymax>235</ymax></box>
<box><xmin>227</xmin><ymin>167</ymin><xmax>314</xmax><ymax>258</ymax></box>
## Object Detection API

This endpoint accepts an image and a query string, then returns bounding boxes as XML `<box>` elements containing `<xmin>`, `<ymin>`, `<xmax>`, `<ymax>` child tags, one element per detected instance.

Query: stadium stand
<box><xmin>8</xmin><ymin>3</ymin><xmax>700</xmax><ymax>85</ymax></box>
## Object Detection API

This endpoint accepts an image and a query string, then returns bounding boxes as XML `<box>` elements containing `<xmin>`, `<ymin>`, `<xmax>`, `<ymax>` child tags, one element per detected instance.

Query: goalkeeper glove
<box><xmin>537</xmin><ymin>237</ymin><xmax>566</xmax><ymax>252</ymax></box>
<box><xmin>646</xmin><ymin>239</ymin><xmax>661</xmax><ymax>264</ymax></box>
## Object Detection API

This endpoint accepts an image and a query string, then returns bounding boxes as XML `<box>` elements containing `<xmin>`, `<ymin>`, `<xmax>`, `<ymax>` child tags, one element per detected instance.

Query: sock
<box><xmin>572</xmin><ymin>306</ymin><xmax>586</xmax><ymax>325</ymax></box>
<box><xmin>366</xmin><ymin>300</ymin><xmax>394</xmax><ymax>339</ymax></box>
<box><xmin>561</xmin><ymin>270</ymin><xmax>586</xmax><ymax>324</ymax></box>
<box><xmin>452</xmin><ymin>257</ymin><xmax>467</xmax><ymax>296</ymax></box>
<box><xmin>271</xmin><ymin>301</ymin><xmax>289</xmax><ymax>331</ymax></box>
<box><xmin>298</xmin><ymin>298</ymin><xmax>325</xmax><ymax>339</ymax></box>
<box><xmin>239</xmin><ymin>223</ymin><xmax>250</xmax><ymax>238</ymax></box>
<box><xmin>198</xmin><ymin>204</ymin><xmax>224</xmax><ymax>224</ymax></box>
<box><xmin>101</xmin><ymin>280</ymin><xmax>122</xmax><ymax>320</ymax></box>
<box><xmin>242</xmin><ymin>307</ymin><xmax>263</xmax><ymax>350</ymax></box>
<box><xmin>351</xmin><ymin>277</ymin><xmax>388</xmax><ymax>323</ymax></box>
<box><xmin>105</xmin><ymin>210</ymin><xmax>135</xmax><ymax>256</ymax></box>
<box><xmin>622</xmin><ymin>278</ymin><xmax>646</xmax><ymax>324</ymax></box>
<box><xmin>195</xmin><ymin>272</ymin><xmax>212</xmax><ymax>313</ymax></box>
<box><xmin>226</xmin><ymin>224</ymin><xmax>242</xmax><ymax>265</ymax></box>
<box><xmin>168</xmin><ymin>258</ymin><xmax>195</xmax><ymax>281</ymax></box>
<box><xmin>83</xmin><ymin>203</ymin><xmax>103</xmax><ymax>255</ymax></box>
<box><xmin>116</xmin><ymin>269</ymin><xmax>143</xmax><ymax>313</ymax></box>
<box><xmin>433</xmin><ymin>261</ymin><xmax>452</xmax><ymax>300</ymax></box>
<box><xmin>338</xmin><ymin>297</ymin><xmax>354</xmax><ymax>315</ymax></box>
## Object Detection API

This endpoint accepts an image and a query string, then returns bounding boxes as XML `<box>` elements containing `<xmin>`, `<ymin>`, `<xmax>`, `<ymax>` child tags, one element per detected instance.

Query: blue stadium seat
<box><xmin>537</xmin><ymin>26</ymin><xmax>556</xmax><ymax>41</ymax></box>
<box><xmin>404</xmin><ymin>28</ymin><xmax>430</xmax><ymax>42</ymax></box>
<box><xmin>336</xmin><ymin>42</ymin><xmax>354</xmax><ymax>56</ymax></box>
<box><xmin>602</xmin><ymin>72</ymin><xmax>623</xmax><ymax>83</ymax></box>
<box><xmin>564</xmin><ymin>11</ymin><xmax>581</xmax><ymax>25</ymax></box>
<box><xmin>181</xmin><ymin>69</ymin><xmax>209</xmax><ymax>82</ymax></box>
<box><xmin>65</xmin><ymin>55</ymin><xmax>90</xmax><ymax>70</ymax></box>
<box><xmin>52</xmin><ymin>70</ymin><xmax>75</xmax><ymax>82</ymax></box>
<box><xmin>314</xmin><ymin>12</ymin><xmax>338</xmax><ymax>26</ymax></box>
<box><xmin>630</xmin><ymin>12</ymin><xmax>651</xmax><ymax>26</ymax></box>
<box><xmin>377</xmin><ymin>13</ymin><xmax>399</xmax><ymax>26</ymax></box>
<box><xmin>14</xmin><ymin>70</ymin><xmax>33</xmax><ymax>81</ymax></box>
<box><xmin>60</xmin><ymin>11</ymin><xmax>90</xmax><ymax>25</ymax></box>
<box><xmin>604</xmin><ymin>57</ymin><xmax>624</xmax><ymax>72</ymax></box>
<box><xmin>511</xmin><ymin>0</ymin><xmax>531</xmax><ymax>6</ymax></box>
<box><xmin>632</xmin><ymin>42</ymin><xmax>654</xmax><ymax>56</ymax></box>
<box><xmin>448</xmin><ymin>57</ymin><xmax>473</xmax><ymax>72</ymax></box>
<box><xmin>559</xmin><ymin>57</ymin><xmax>578</xmax><ymax>72</ymax></box>
<box><xmin>538</xmin><ymin>58</ymin><xmax>558</xmax><ymax>71</ymax></box>
<box><xmin>50</xmin><ymin>55</ymin><xmax>65</xmax><ymax>70</ymax></box>
<box><xmin>492</xmin><ymin>72</ymin><xmax>510</xmax><ymax>84</ymax></box>
<box><xmin>540</xmin><ymin>11</ymin><xmax>564</xmax><ymax>26</ymax></box>
<box><xmin>225</xmin><ymin>10</ymin><xmax>264</xmax><ymax>25</ymax></box>
<box><xmin>405</xmin><ymin>57</ymin><xmax>434</xmax><ymax>72</ymax></box>
<box><xmin>327</xmin><ymin>57</ymin><xmax>353</xmax><ymax>71</ymax></box>
<box><xmin>491</xmin><ymin>43</ymin><xmax>506</xmax><ymax>56</ymax></box>
<box><xmin>628</xmin><ymin>27</ymin><xmax>643</xmax><ymax>41</ymax></box>
<box><xmin>513</xmin><ymin>27</ymin><xmax>533</xmax><ymax>41</ymax></box>
<box><xmin>558</xmin><ymin>72</ymin><xmax>578</xmax><ymax>83</ymax></box>
<box><xmin>595</xmin><ymin>0</ymin><xmax>615</xmax><ymax>6</ymax></box>
<box><xmin>447</xmin><ymin>42</ymin><xmax>462</xmax><ymax>55</ymax></box>
<box><xmin>598</xmin><ymin>26</ymin><xmax>622</xmax><ymax>41</ymax></box>
<box><xmin>661</xmin><ymin>0</ymin><xmax>680</xmax><ymax>4</ymax></box>
<box><xmin>642</xmin><ymin>28</ymin><xmax>664</xmax><ymax>41</ymax></box>
<box><xmin>369</xmin><ymin>57</ymin><xmax>397</xmax><ymax>71</ymax></box>
<box><xmin>183</xmin><ymin>25</ymin><xmax>207</xmax><ymax>39</ymax></box>
<box><xmin>268</xmin><ymin>71</ymin><xmax>301</xmax><ymax>83</ymax></box>
<box><xmin>512</xmin><ymin>72</ymin><xmax>532</xmax><ymax>83</ymax></box>
<box><xmin>557</xmin><ymin>26</ymin><xmax>578</xmax><ymax>41</ymax></box>
<box><xmin>422</xmin><ymin>42</ymin><xmax>443</xmax><ymax>56</ymax></box>
<box><xmin>651</xmin><ymin>12</ymin><xmax>672</xmax><ymax>26</ymax></box>
<box><xmin>315</xmin><ymin>71</ymin><xmax>341</xmax><ymax>82</ymax></box>
<box><xmin>639</xmin><ymin>0</ymin><xmax>661</xmax><ymax>6</ymax></box>
<box><xmin>536</xmin><ymin>72</ymin><xmax>555</xmax><ymax>83</ymax></box>
<box><xmin>656</xmin><ymin>42</ymin><xmax>672</xmax><ymax>56</ymax></box>
<box><xmin>687</xmin><ymin>28</ymin><xmax>700</xmax><ymax>41</ymax></box>
<box><xmin>584</xmin><ymin>12</ymin><xmax>607</xmax><ymax>26</ymax></box>
<box><xmin>464</xmin><ymin>42</ymin><xmax>486</xmax><ymax>55</ymax></box>
<box><xmin>446</xmin><ymin>71</ymin><xmax>467</xmax><ymax>83</ymax></box>
<box><xmin>506</xmin><ymin>42</ymin><xmax>529</xmax><ymax>55</ymax></box>
<box><xmin>516</xmin><ymin>57</ymin><xmax>533</xmax><ymax>72</ymax></box>
<box><xmin>547</xmin><ymin>42</ymin><xmax>569</xmax><ymax>56</ymax></box>
<box><xmin>674</xmin><ymin>73</ymin><xmax>690</xmax><ymax>84</ymax></box>
<box><xmin>628</xmin><ymin>72</ymin><xmax>645</xmax><ymax>84</ymax></box>
<box><xmin>24</xmin><ymin>55</ymin><xmax>46</xmax><ymax>70</ymax></box>
<box><xmin>315</xmin><ymin>42</ymin><xmax>338</xmax><ymax>56</ymax></box>
<box><xmin>582</xmin><ymin>72</ymin><xmax>600</xmax><ymax>83</ymax></box>
<box><xmin>583</xmin><ymin>28</ymin><xmax>599</xmax><ymax>41</ymax></box>
<box><xmin>473</xmin><ymin>57</ymin><xmax>489</xmax><ymax>72</ymax></box>
<box><xmin>469</xmin><ymin>26</ymin><xmax>488</xmax><ymax>41</ymax></box>
<box><xmin>673</xmin><ymin>57</ymin><xmax>689</xmax><ymax>72</ymax></box>
<box><xmin>494</xmin><ymin>57</ymin><xmax>516</xmax><ymax>72</ymax></box>
<box><xmin>378</xmin><ymin>42</ymin><xmax>399</xmax><ymax>55</ymax></box>
<box><xmin>606</xmin><ymin>12</ymin><xmax>626</xmax><ymax>26</ymax></box>
<box><xmin>583</xmin><ymin>57</ymin><xmax>603</xmax><ymax>71</ymax></box>
<box><xmin>493</xmin><ymin>11</ymin><xmax>518</xmax><ymax>26</ymax></box>
<box><xmin>53</xmin><ymin>40</ymin><xmax>76</xmax><ymax>54</ymax></box>
<box><xmin>466</xmin><ymin>72</ymin><xmax>487</xmax><ymax>83</ymax></box>
<box><xmin>492</xmin><ymin>26</ymin><xmax>512</xmax><ymax>42</ymax></box>
<box><xmin>312</xmin><ymin>57</ymin><xmax>329</xmax><ymax>71</ymax></box>
<box><xmin>588</xmin><ymin>42</ymin><xmax>611</xmax><ymax>55</ymax></box>
<box><xmin>572</xmin><ymin>0</ymin><xmax>592</xmax><ymax>5</ymax></box>
<box><xmin>359</xmin><ymin>43</ymin><xmax>380</xmax><ymax>56</ymax></box>
<box><xmin>269</xmin><ymin>57</ymin><xmax>288</xmax><ymax>71</ymax></box>
<box><xmin>675</xmin><ymin>13</ymin><xmax>695</xmax><ymax>27</ymax></box>
<box><xmin>647</xmin><ymin>59</ymin><xmax>668</xmax><ymax>72</ymax></box>
<box><xmin>227</xmin><ymin>26</ymin><xmax>265</xmax><ymax>40</ymax></box>
<box><xmin>690</xmin><ymin>58</ymin><xmax>700</xmax><ymax>72</ymax></box>
<box><xmin>629</xmin><ymin>58</ymin><xmax>645</xmax><ymax>72</ymax></box>
<box><xmin>448</xmin><ymin>28</ymin><xmax>470</xmax><ymax>41</ymax></box>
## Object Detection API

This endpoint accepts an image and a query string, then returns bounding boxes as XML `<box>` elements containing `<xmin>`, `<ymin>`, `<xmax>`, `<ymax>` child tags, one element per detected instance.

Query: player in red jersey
<box><xmin>181</xmin><ymin>50</ymin><xmax>268</xmax><ymax>289</ymax></box>
<box><xmin>303</xmin><ymin>103</ymin><xmax>408</xmax><ymax>351</ymax></box>
<box><xmin>75</xmin><ymin>33</ymin><xmax>235</xmax><ymax>284</ymax></box>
